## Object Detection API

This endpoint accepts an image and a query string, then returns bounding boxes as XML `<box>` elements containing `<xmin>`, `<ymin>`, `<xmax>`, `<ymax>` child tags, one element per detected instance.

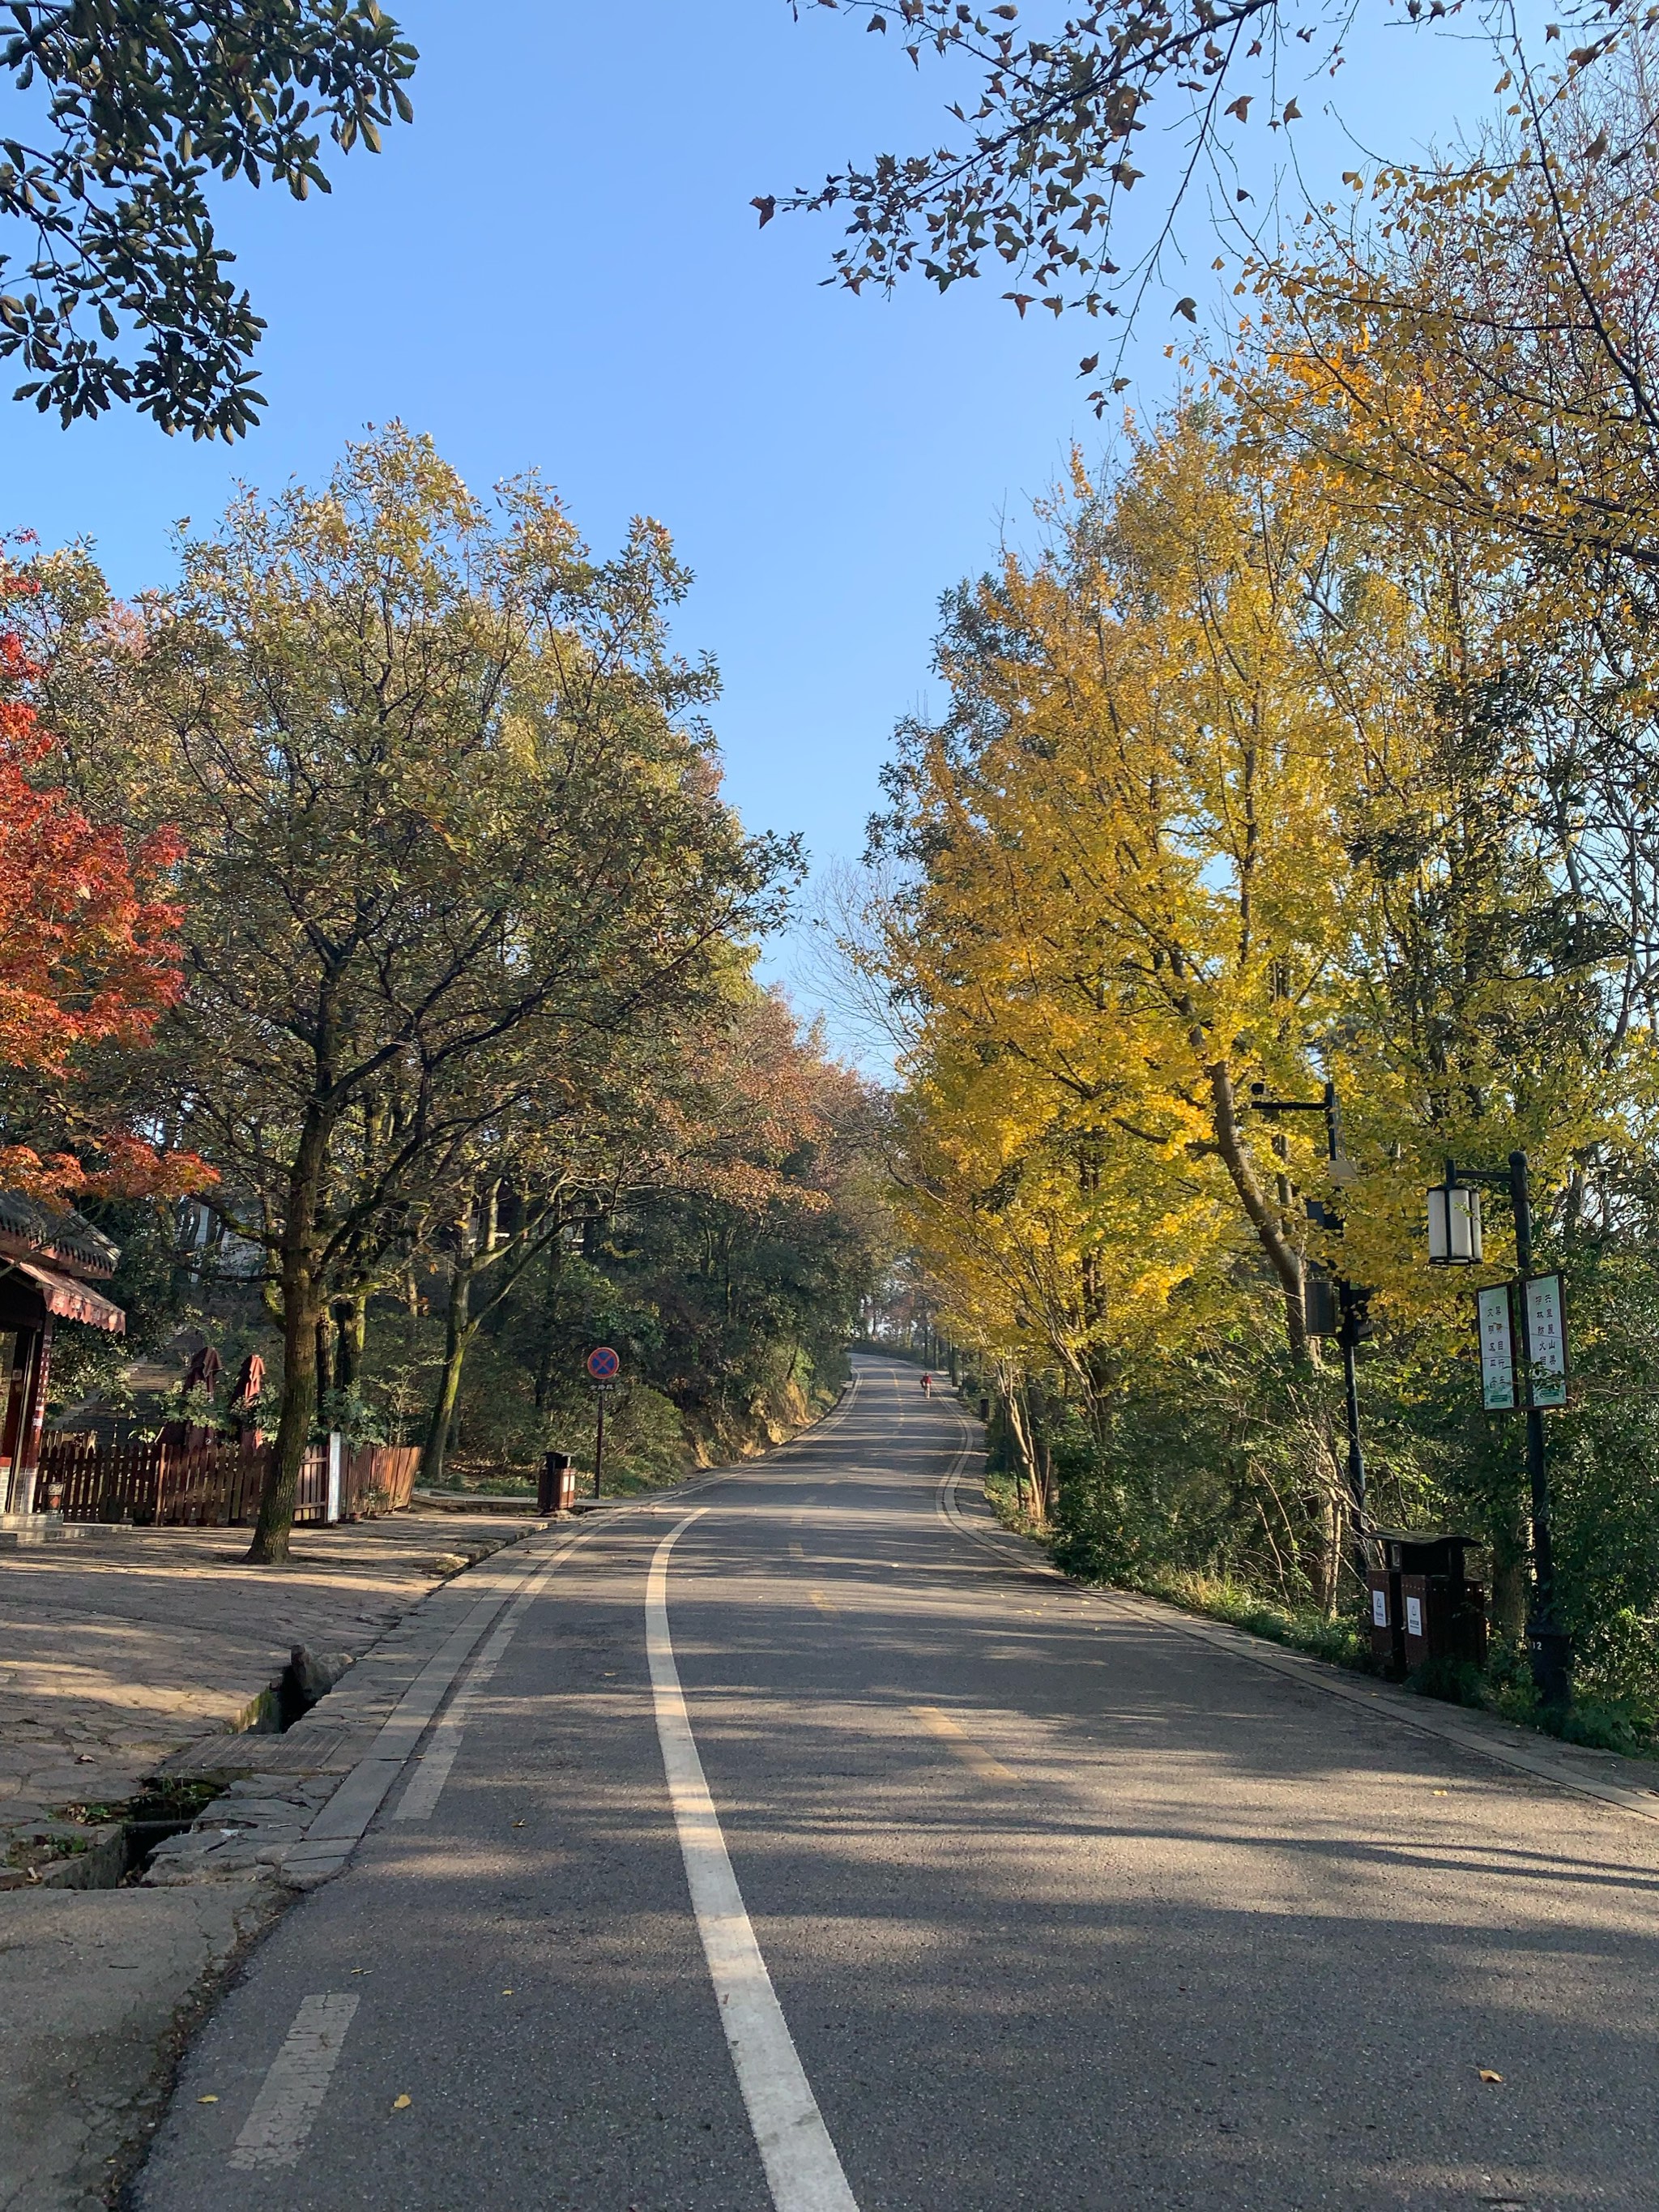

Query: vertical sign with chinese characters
<box><xmin>1523</xmin><ymin>1273</ymin><xmax>1569</xmax><ymax>1408</ymax></box>
<box><xmin>1477</xmin><ymin>1284</ymin><xmax>1517</xmax><ymax>1411</ymax></box>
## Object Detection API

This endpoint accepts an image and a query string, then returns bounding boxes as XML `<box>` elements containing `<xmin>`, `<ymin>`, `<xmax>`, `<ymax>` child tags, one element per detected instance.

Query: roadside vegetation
<box><xmin>0</xmin><ymin>430</ymin><xmax>891</xmax><ymax>1553</ymax></box>
<box><xmin>839</xmin><ymin>28</ymin><xmax>1659</xmax><ymax>1757</ymax></box>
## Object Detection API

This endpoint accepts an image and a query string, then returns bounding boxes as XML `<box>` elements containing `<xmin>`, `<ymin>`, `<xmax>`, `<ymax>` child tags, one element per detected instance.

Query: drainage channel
<box><xmin>2</xmin><ymin>1642</ymin><xmax>352</xmax><ymax>1893</ymax></box>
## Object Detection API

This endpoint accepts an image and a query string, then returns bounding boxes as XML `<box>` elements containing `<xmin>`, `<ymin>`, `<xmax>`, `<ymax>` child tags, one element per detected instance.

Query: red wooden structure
<box><xmin>5</xmin><ymin>1188</ymin><xmax>419</xmax><ymax>1530</ymax></box>
<box><xmin>35</xmin><ymin>1430</ymin><xmax>419</xmax><ymax>1527</ymax></box>
<box><xmin>1</xmin><ymin>1193</ymin><xmax>124</xmax><ymax>1516</ymax></box>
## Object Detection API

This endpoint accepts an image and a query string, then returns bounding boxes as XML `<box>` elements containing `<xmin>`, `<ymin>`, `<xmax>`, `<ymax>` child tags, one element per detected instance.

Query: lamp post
<box><xmin>1247</xmin><ymin>1081</ymin><xmax>1368</xmax><ymax>1558</ymax></box>
<box><xmin>1426</xmin><ymin>1152</ymin><xmax>1570</xmax><ymax>1709</ymax></box>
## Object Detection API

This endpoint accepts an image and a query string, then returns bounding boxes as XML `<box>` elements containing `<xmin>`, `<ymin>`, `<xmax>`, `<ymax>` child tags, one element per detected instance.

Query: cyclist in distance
<box><xmin>920</xmin><ymin>1372</ymin><xmax>933</xmax><ymax>1397</ymax></box>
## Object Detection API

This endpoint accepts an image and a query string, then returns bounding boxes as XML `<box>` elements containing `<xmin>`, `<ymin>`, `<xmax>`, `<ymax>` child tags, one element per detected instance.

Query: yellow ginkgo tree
<box><xmin>881</xmin><ymin>414</ymin><xmax>1375</xmax><ymax>1371</ymax></box>
<box><xmin>876</xmin><ymin>392</ymin><xmax>1644</xmax><ymax>1616</ymax></box>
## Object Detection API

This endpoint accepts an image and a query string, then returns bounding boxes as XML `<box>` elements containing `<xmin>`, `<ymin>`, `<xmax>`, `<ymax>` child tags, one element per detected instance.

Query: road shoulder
<box><xmin>938</xmin><ymin>1422</ymin><xmax>1659</xmax><ymax>1830</ymax></box>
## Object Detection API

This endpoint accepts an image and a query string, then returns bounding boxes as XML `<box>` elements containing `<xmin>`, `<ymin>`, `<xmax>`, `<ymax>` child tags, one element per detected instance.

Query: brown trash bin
<box><xmin>1372</xmin><ymin>1532</ymin><xmax>1487</xmax><ymax>1676</ymax></box>
<box><xmin>1367</xmin><ymin>1566</ymin><xmax>1405</xmax><ymax>1676</ymax></box>
<box><xmin>539</xmin><ymin>1450</ymin><xmax>576</xmax><ymax>1514</ymax></box>
<box><xmin>1401</xmin><ymin>1573</ymin><xmax>1488</xmax><ymax>1672</ymax></box>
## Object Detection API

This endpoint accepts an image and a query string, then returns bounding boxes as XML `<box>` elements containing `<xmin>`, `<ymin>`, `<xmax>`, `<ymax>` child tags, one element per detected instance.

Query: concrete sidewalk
<box><xmin>0</xmin><ymin>1511</ymin><xmax>545</xmax><ymax>1844</ymax></box>
<box><xmin>0</xmin><ymin>1509</ymin><xmax>554</xmax><ymax>2212</ymax></box>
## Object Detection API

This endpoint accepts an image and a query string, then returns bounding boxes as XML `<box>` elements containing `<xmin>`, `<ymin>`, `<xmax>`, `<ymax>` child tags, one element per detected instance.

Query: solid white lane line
<box><xmin>933</xmin><ymin>1429</ymin><xmax>985</xmax><ymax>1550</ymax></box>
<box><xmin>288</xmin><ymin>1381</ymin><xmax>864</xmax><ymax>1877</ymax></box>
<box><xmin>392</xmin><ymin>1377</ymin><xmax>866</xmax><ymax>1831</ymax></box>
<box><xmin>228</xmin><ymin>1993</ymin><xmax>359</xmax><ymax>2171</ymax></box>
<box><xmin>647</xmin><ymin>1513</ymin><xmax>861</xmax><ymax>2212</ymax></box>
<box><xmin>392</xmin><ymin>1524</ymin><xmax>599</xmax><ymax>1822</ymax></box>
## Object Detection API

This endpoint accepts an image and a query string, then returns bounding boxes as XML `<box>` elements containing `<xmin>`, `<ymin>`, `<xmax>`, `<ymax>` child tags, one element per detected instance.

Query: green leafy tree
<box><xmin>0</xmin><ymin>1</ymin><xmax>416</xmax><ymax>436</ymax></box>
<box><xmin>40</xmin><ymin>427</ymin><xmax>795</xmax><ymax>1559</ymax></box>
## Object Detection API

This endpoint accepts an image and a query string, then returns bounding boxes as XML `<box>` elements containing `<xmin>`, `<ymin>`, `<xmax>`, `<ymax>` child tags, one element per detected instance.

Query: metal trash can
<box><xmin>1367</xmin><ymin>1562</ymin><xmax>1405</xmax><ymax>1676</ymax></box>
<box><xmin>539</xmin><ymin>1450</ymin><xmax>576</xmax><ymax>1515</ymax></box>
<box><xmin>1370</xmin><ymin>1532</ymin><xmax>1487</xmax><ymax>1676</ymax></box>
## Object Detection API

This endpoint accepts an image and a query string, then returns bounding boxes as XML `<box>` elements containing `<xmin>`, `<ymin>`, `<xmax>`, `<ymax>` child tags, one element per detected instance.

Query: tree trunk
<box><xmin>1004</xmin><ymin>1381</ymin><xmax>1040</xmax><ymax>1521</ymax></box>
<box><xmin>420</xmin><ymin>1243</ymin><xmax>476</xmax><ymax>1492</ymax></box>
<box><xmin>534</xmin><ymin>1233</ymin><xmax>563</xmax><ymax>1411</ymax></box>
<box><xmin>253</xmin><ymin>1289</ymin><xmax>320</xmax><ymax>1565</ymax></box>
<box><xmin>334</xmin><ymin>1293</ymin><xmax>366</xmax><ymax>1394</ymax></box>
<box><xmin>1316</xmin><ymin>1477</ymin><xmax>1342</xmax><ymax>1618</ymax></box>
<box><xmin>1490</xmin><ymin>1499</ymin><xmax>1529</xmax><ymax>1642</ymax></box>
<box><xmin>247</xmin><ymin>1115</ymin><xmax>330</xmax><ymax>1565</ymax></box>
<box><xmin>1035</xmin><ymin>1432</ymin><xmax>1055</xmax><ymax>1523</ymax></box>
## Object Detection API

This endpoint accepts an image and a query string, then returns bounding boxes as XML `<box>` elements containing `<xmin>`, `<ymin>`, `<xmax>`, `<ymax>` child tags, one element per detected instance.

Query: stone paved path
<box><xmin>0</xmin><ymin>1507</ymin><xmax>552</xmax><ymax>2212</ymax></box>
<box><xmin>0</xmin><ymin>1511</ymin><xmax>545</xmax><ymax>1843</ymax></box>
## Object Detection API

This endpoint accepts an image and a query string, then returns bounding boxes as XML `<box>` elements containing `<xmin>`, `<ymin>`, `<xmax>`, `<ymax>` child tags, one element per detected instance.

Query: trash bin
<box><xmin>1366</xmin><ymin>1563</ymin><xmax>1405</xmax><ymax>1675</ymax></box>
<box><xmin>1371</xmin><ymin>1532</ymin><xmax>1487</xmax><ymax>1675</ymax></box>
<box><xmin>539</xmin><ymin>1450</ymin><xmax>576</xmax><ymax>1515</ymax></box>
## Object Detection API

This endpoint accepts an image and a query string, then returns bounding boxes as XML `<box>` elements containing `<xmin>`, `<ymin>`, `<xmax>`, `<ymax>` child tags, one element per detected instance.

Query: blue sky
<box><xmin>1</xmin><ymin>3</ymin><xmax>1503</xmax><ymax>1046</ymax></box>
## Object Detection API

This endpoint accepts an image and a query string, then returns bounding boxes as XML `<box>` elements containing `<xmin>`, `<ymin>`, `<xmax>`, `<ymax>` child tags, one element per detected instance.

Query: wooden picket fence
<box><xmin>35</xmin><ymin>1431</ymin><xmax>420</xmax><ymax>1527</ymax></box>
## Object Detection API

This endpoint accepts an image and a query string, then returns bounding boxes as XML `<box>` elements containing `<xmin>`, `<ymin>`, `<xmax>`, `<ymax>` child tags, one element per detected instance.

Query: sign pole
<box><xmin>1509</xmin><ymin>1151</ymin><xmax>1569</xmax><ymax>1708</ymax></box>
<box><xmin>584</xmin><ymin>1347</ymin><xmax>621</xmax><ymax>1499</ymax></box>
<box><xmin>1321</xmin><ymin>1083</ymin><xmax>1368</xmax><ymax>1565</ymax></box>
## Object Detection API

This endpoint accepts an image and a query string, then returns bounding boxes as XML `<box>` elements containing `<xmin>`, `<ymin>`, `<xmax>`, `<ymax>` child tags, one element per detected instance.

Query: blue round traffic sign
<box><xmin>586</xmin><ymin>1345</ymin><xmax>621</xmax><ymax>1381</ymax></box>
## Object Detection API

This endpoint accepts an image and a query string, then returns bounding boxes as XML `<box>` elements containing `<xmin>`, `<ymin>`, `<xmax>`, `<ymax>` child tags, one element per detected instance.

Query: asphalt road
<box><xmin>134</xmin><ymin>1356</ymin><xmax>1659</xmax><ymax>2211</ymax></box>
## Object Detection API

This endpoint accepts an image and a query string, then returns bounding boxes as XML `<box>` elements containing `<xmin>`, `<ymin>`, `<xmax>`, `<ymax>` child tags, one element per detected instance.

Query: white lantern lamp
<box><xmin>1427</xmin><ymin>1168</ymin><xmax>1483</xmax><ymax>1265</ymax></box>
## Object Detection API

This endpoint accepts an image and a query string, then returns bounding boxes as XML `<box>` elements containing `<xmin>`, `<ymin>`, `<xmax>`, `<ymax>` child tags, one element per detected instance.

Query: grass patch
<box><xmin>1113</xmin><ymin>1565</ymin><xmax>1373</xmax><ymax>1671</ymax></box>
<box><xmin>984</xmin><ymin>1469</ymin><xmax>1371</xmax><ymax>1664</ymax></box>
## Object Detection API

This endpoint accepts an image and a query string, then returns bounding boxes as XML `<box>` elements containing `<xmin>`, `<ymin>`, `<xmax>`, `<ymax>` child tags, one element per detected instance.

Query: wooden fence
<box><xmin>35</xmin><ymin>1431</ymin><xmax>419</xmax><ymax>1527</ymax></box>
<box><xmin>343</xmin><ymin>1442</ymin><xmax>420</xmax><ymax>1516</ymax></box>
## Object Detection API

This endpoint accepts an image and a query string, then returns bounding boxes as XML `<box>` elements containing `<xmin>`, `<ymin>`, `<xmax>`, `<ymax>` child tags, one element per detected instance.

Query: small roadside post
<box><xmin>586</xmin><ymin>1346</ymin><xmax>620</xmax><ymax>1497</ymax></box>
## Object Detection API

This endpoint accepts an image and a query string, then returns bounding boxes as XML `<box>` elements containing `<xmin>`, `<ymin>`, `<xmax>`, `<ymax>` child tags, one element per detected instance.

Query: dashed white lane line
<box><xmin>647</xmin><ymin>1512</ymin><xmax>861</xmax><ymax>2212</ymax></box>
<box><xmin>394</xmin><ymin>1531</ymin><xmax>598</xmax><ymax>1819</ymax></box>
<box><xmin>229</xmin><ymin>1993</ymin><xmax>359</xmax><ymax>2171</ymax></box>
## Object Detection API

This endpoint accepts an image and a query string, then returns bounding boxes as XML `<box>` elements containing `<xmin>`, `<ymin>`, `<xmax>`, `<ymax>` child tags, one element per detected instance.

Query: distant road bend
<box><xmin>138</xmin><ymin>1354</ymin><xmax>1659</xmax><ymax>2210</ymax></box>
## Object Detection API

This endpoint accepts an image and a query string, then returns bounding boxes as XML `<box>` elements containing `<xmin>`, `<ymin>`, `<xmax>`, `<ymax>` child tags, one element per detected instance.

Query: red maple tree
<box><xmin>0</xmin><ymin>557</ymin><xmax>199</xmax><ymax>1202</ymax></box>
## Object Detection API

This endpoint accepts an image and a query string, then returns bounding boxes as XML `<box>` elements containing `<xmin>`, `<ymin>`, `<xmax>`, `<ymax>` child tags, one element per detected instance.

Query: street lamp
<box><xmin>1422</xmin><ymin>1151</ymin><xmax>1571</xmax><ymax>1709</ymax></box>
<box><xmin>1426</xmin><ymin>1172</ymin><xmax>1483</xmax><ymax>1265</ymax></box>
<box><xmin>1246</xmin><ymin>1081</ymin><xmax>1368</xmax><ymax>1565</ymax></box>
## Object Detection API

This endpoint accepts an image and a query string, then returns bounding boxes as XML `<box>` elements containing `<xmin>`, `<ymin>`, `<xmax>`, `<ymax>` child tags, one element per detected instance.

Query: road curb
<box><xmin>936</xmin><ymin>1412</ymin><xmax>1659</xmax><ymax>1830</ymax></box>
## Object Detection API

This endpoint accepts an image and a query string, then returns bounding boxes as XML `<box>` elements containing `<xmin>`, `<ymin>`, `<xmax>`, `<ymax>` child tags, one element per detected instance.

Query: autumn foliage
<box><xmin>0</xmin><ymin>557</ymin><xmax>194</xmax><ymax>1202</ymax></box>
